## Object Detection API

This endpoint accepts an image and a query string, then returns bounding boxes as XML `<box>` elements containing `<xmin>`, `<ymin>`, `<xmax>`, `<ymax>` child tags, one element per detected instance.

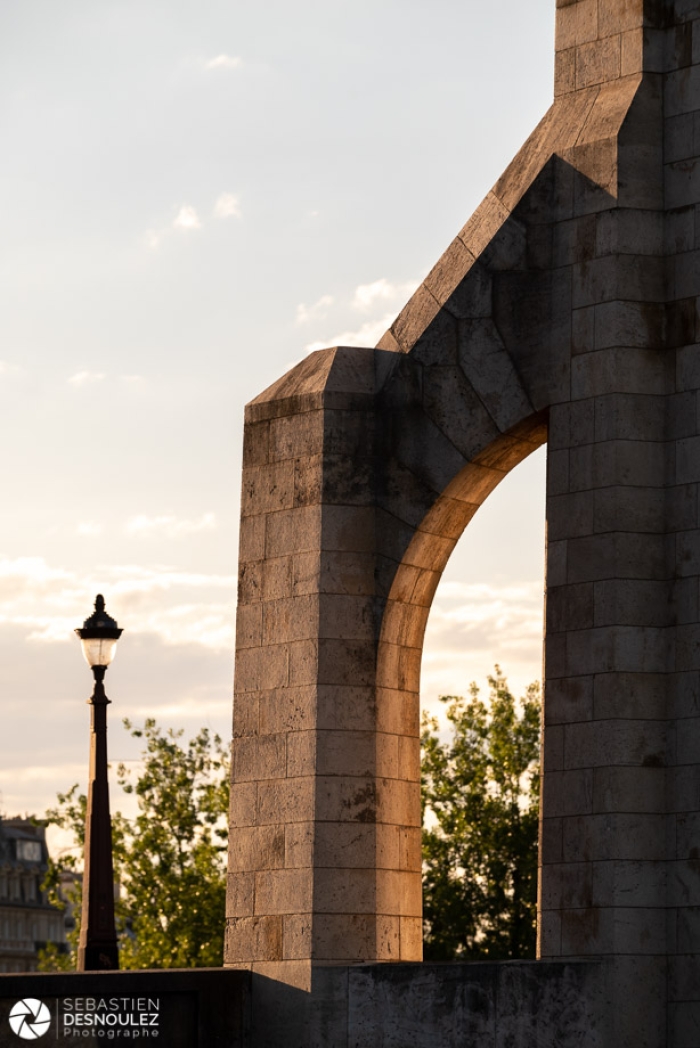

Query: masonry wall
<box><xmin>228</xmin><ymin>1</ymin><xmax>700</xmax><ymax>1045</ymax></box>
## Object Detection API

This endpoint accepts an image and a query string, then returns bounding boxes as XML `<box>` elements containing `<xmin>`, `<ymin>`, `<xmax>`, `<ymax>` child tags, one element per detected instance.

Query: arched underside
<box><xmin>377</xmin><ymin>415</ymin><xmax>547</xmax><ymax>702</ymax></box>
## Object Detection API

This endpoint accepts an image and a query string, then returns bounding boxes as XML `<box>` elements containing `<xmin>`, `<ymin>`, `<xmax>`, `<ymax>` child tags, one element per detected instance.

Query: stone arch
<box><xmin>227</xmin><ymin>7</ymin><xmax>684</xmax><ymax>1045</ymax></box>
<box><xmin>376</xmin><ymin>417</ymin><xmax>547</xmax><ymax>720</ymax></box>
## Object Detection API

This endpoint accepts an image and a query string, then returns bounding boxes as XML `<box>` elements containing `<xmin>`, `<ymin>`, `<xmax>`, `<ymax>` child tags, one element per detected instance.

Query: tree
<box><xmin>39</xmin><ymin>718</ymin><xmax>229</xmax><ymax>971</ymax></box>
<box><xmin>421</xmin><ymin>667</ymin><xmax>541</xmax><ymax>961</ymax></box>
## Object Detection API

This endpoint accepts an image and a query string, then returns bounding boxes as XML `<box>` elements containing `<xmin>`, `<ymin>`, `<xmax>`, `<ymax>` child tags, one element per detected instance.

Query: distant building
<box><xmin>0</xmin><ymin>817</ymin><xmax>67</xmax><ymax>972</ymax></box>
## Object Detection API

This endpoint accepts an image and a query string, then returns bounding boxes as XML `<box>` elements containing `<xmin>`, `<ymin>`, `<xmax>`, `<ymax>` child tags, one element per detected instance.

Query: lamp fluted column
<box><xmin>77</xmin><ymin>665</ymin><xmax>119</xmax><ymax>971</ymax></box>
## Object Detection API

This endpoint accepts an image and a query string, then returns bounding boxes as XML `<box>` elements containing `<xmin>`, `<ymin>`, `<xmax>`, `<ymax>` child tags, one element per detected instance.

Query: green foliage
<box><xmin>39</xmin><ymin>719</ymin><xmax>229</xmax><ymax>971</ymax></box>
<box><xmin>421</xmin><ymin>667</ymin><xmax>541</xmax><ymax>961</ymax></box>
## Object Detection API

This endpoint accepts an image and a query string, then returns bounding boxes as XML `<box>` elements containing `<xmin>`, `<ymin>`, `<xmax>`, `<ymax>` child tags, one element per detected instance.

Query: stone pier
<box><xmin>227</xmin><ymin>1</ymin><xmax>700</xmax><ymax>1044</ymax></box>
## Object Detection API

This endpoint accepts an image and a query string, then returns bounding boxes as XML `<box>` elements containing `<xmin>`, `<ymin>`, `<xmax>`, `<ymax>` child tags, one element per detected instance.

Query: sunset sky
<box><xmin>0</xmin><ymin>0</ymin><xmax>552</xmax><ymax>822</ymax></box>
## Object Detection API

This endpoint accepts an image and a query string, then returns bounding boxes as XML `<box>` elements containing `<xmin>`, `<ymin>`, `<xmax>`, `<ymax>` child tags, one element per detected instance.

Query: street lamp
<box><xmin>75</xmin><ymin>594</ymin><xmax>123</xmax><ymax>971</ymax></box>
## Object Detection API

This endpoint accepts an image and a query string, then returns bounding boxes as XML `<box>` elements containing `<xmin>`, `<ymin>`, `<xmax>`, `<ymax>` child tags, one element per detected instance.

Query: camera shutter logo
<box><xmin>8</xmin><ymin>999</ymin><xmax>51</xmax><ymax>1040</ymax></box>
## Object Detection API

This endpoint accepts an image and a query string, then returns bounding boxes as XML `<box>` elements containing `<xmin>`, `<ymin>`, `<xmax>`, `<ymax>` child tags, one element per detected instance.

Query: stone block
<box><xmin>593</xmin><ymin>671</ymin><xmax>666</xmax><ymax>720</ymax></box>
<box><xmin>668</xmin><ymin>858</ymin><xmax>700</xmax><ymax>907</ymax></box>
<box><xmin>312</xmin><ymin>914</ymin><xmax>390</xmax><ymax>962</ymax></box>
<box><xmin>562</xmin><ymin>812</ymin><xmax>666</xmax><ymax>862</ymax></box>
<box><xmin>457</xmin><ymin>320</ymin><xmax>535</xmax><ymax>434</ymax></box>
<box><xmin>566</xmin><ymin>532</ymin><xmax>669</xmax><ymax>584</ymax></box>
<box><xmin>266</xmin><ymin>505</ymin><xmax>321</xmax><ymax>557</ymax></box>
<box><xmin>376</xmin><ymin>869</ymin><xmax>422</xmax><ymax>918</ymax></box>
<box><xmin>544</xmin><ymin>724</ymin><xmax>565</xmax><ymax>772</ymax></box>
<box><xmin>458</xmin><ymin>191</ymin><xmax>511</xmax><ymax>259</ymax></box>
<box><xmin>242</xmin><ymin>462</ymin><xmax>295</xmax><ymax>517</ymax></box>
<box><xmin>564</xmin><ymin>719</ymin><xmax>666</xmax><ymax>769</ymax></box>
<box><xmin>226</xmin><ymin>915</ymin><xmax>283</xmax><ymax>963</ymax></box>
<box><xmin>547</xmin><ymin>583</ymin><xmax>595</xmax><ymax>632</ymax></box>
<box><xmin>226</xmin><ymin>871</ymin><xmax>255</xmax><ymax>918</ymax></box>
<box><xmin>235</xmin><ymin>645</ymin><xmax>289</xmax><ymax>693</ymax></box>
<box><xmin>261</xmin><ymin>556</ymin><xmax>294</xmax><ymax>601</ymax></box>
<box><xmin>376</xmin><ymin>776</ymin><xmax>420</xmax><ymax>826</ymax></box>
<box><xmin>289</xmin><ymin>637</ymin><xmax>320</xmax><ymax>687</ymax></box>
<box><xmin>286</xmin><ymin>730</ymin><xmax>316</xmax><ymax>777</ymax></box>
<box><xmin>236</xmin><ymin>602</ymin><xmax>263</xmax><ymax>649</ymax></box>
<box><xmin>229</xmin><ymin>825</ymin><xmax>286</xmax><ymax>874</ymax></box>
<box><xmin>545</xmin><ymin>675</ymin><xmax>594</xmax><ymax>724</ymax></box>
<box><xmin>593</xmin><ymin>484</ymin><xmax>665</xmax><ymax>533</ymax></box>
<box><xmin>239</xmin><ymin>514</ymin><xmax>266</xmax><ymax>563</ymax></box>
<box><xmin>556</xmin><ymin>46</ymin><xmax>577</xmax><ymax>95</ymax></box>
<box><xmin>398</xmin><ymin>916</ymin><xmax>423</xmax><ymax>959</ymax></box>
<box><xmin>595</xmin><ymin>207</ymin><xmax>664</xmax><ymax>256</ymax></box>
<box><xmin>538</xmin><ymin>907</ymin><xmax>563</xmax><ymax>956</ymax></box>
<box><xmin>269</xmin><ymin>412</ymin><xmax>324</xmax><ymax>462</ymax></box>
<box><xmin>571</xmin><ymin>348</ymin><xmax>673</xmax><ymax>399</ymax></box>
<box><xmin>284</xmin><ymin>822</ymin><xmax>315</xmax><ymax>869</ymax></box>
<box><xmin>576</xmin><ymin>35</ymin><xmax>621</xmax><ymax>89</ymax></box>
<box><xmin>547</xmin><ymin>450</ymin><xmax>570</xmax><ymax>496</ymax></box>
<box><xmin>313</xmin><ymin>868</ymin><xmax>375</xmax><ymax>914</ymax></box>
<box><xmin>556</xmin><ymin>0</ymin><xmax>599</xmax><ymax>51</ymax></box>
<box><xmin>315</xmin><ymin>730</ymin><xmax>377</xmax><ymax>778</ymax></box>
<box><xmin>238</xmin><ymin>559</ymin><xmax>263</xmax><ymax>604</ymax></box>
<box><xmin>666</xmin><ymin>66</ymin><xmax>700</xmax><ymax>118</ymax></box>
<box><xmin>233</xmin><ymin>693</ymin><xmax>260</xmax><ymax>740</ymax></box>
<box><xmin>255</xmin><ymin>869</ymin><xmax>313</xmax><ymax>915</ymax></box>
<box><xmin>314</xmin><ymin>685</ymin><xmax>378</xmax><ymax>733</ymax></box>
<box><xmin>229</xmin><ymin>780</ymin><xmax>258</xmax><ymax>826</ymax></box>
<box><xmin>541</xmin><ymin>816</ymin><xmax>564</xmax><ymax>865</ymax></box>
<box><xmin>560</xmin><ymin>906</ymin><xmax>614</xmax><ymax>954</ymax></box>
<box><xmin>257</xmin><ymin>777</ymin><xmax>315</xmax><ymax>825</ymax></box>
<box><xmin>677</xmin><ymin>626</ymin><xmax>700</xmax><ymax>671</ymax></box>
<box><xmin>572</xmin><ymin>304</ymin><xmax>595</xmax><ymax>355</ymax></box>
<box><xmin>542</xmin><ymin>768</ymin><xmax>594</xmax><ymax>816</ymax></box>
<box><xmin>444</xmin><ymin>261</ymin><xmax>493</xmax><ymax>320</ymax></box>
<box><xmin>540</xmin><ymin>861</ymin><xmax>593</xmax><ymax>910</ymax></box>
<box><xmin>390</xmin><ymin>284</ymin><xmax>442</xmax><ymax>353</ymax></box>
<box><xmin>258</xmin><ymin>686</ymin><xmax>316</xmax><ymax>734</ymax></box>
<box><xmin>423</xmin><ymin>236</ymin><xmax>475</xmax><ymax>308</ymax></box>
<box><xmin>676</xmin><ymin>715</ymin><xmax>700</xmax><ymax>765</ymax></box>
<box><xmin>593</xmin><ymin>766</ymin><xmax>666</xmax><ymax>812</ymax></box>
<box><xmin>593</xmin><ymin>578</ymin><xmax>671</xmax><ymax>627</ymax></box>
<box><xmin>547</xmin><ymin>492</ymin><xmax>595</xmax><ymax>540</ymax></box>
<box><xmin>283</xmin><ymin>914</ymin><xmax>312</xmax><ymax>960</ymax></box>
<box><xmin>669</xmin><ymin>1002</ymin><xmax>700</xmax><ymax>1048</ymax></box>
<box><xmin>312</xmin><ymin>823</ymin><xmax>380</xmax><ymax>870</ymax></box>
<box><xmin>668</xmin><ymin>764</ymin><xmax>700</xmax><ymax>812</ymax></box>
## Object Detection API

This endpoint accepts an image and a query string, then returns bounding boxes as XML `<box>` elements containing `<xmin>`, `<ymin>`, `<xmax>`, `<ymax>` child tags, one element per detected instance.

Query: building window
<box><xmin>24</xmin><ymin>878</ymin><xmax>36</xmax><ymax>902</ymax></box>
<box><xmin>16</xmin><ymin>840</ymin><xmax>41</xmax><ymax>863</ymax></box>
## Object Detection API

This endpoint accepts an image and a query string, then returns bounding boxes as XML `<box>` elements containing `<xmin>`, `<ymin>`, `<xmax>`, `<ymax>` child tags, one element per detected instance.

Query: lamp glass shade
<box><xmin>80</xmin><ymin>636</ymin><xmax>119</xmax><ymax>669</ymax></box>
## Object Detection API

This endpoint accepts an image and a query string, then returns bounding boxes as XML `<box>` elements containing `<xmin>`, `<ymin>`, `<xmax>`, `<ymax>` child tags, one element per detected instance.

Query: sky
<box><xmin>0</xmin><ymin>0</ymin><xmax>553</xmax><ymax>825</ymax></box>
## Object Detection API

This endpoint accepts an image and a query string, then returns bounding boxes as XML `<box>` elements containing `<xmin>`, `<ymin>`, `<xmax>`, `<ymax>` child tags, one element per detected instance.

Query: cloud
<box><xmin>304</xmin><ymin>312</ymin><xmax>396</xmax><ymax>354</ymax></box>
<box><xmin>0</xmin><ymin>361</ymin><xmax>21</xmax><ymax>376</ymax></box>
<box><xmin>144</xmin><ymin>229</ymin><xmax>161</xmax><ymax>250</ymax></box>
<box><xmin>214</xmin><ymin>193</ymin><xmax>241</xmax><ymax>219</ymax></box>
<box><xmin>206</xmin><ymin>54</ymin><xmax>241</xmax><ymax>70</ymax></box>
<box><xmin>76</xmin><ymin>521</ymin><xmax>102</xmax><ymax>537</ymax></box>
<box><xmin>421</xmin><ymin>580</ymin><xmax>544</xmax><ymax>719</ymax></box>
<box><xmin>125</xmin><ymin>513</ymin><xmax>217</xmax><ymax>539</ymax></box>
<box><xmin>173</xmin><ymin>205</ymin><xmax>201</xmax><ymax>231</ymax></box>
<box><xmin>295</xmin><ymin>295</ymin><xmax>333</xmax><ymax>325</ymax></box>
<box><xmin>0</xmin><ymin>555</ymin><xmax>235</xmax><ymax>651</ymax></box>
<box><xmin>298</xmin><ymin>276</ymin><xmax>421</xmax><ymax>354</ymax></box>
<box><xmin>352</xmin><ymin>277</ymin><xmax>419</xmax><ymax>312</ymax></box>
<box><xmin>120</xmin><ymin>374</ymin><xmax>146</xmax><ymax>389</ymax></box>
<box><xmin>68</xmin><ymin>370</ymin><xmax>105</xmax><ymax>387</ymax></box>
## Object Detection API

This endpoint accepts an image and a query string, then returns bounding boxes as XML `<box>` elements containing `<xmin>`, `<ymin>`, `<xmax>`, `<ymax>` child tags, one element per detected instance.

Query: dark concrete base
<box><xmin>250</xmin><ymin>960</ymin><xmax>605</xmax><ymax>1048</ymax></box>
<box><xmin>0</xmin><ymin>967</ymin><xmax>249</xmax><ymax>1048</ymax></box>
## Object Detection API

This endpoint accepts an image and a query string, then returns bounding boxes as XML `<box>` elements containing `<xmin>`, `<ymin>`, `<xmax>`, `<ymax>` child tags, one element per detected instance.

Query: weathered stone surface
<box><xmin>227</xmin><ymin>2</ymin><xmax>700</xmax><ymax>1046</ymax></box>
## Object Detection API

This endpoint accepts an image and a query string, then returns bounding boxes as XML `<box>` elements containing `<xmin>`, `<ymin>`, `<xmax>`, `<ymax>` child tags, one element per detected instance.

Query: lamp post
<box><xmin>75</xmin><ymin>594</ymin><xmax>123</xmax><ymax>971</ymax></box>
